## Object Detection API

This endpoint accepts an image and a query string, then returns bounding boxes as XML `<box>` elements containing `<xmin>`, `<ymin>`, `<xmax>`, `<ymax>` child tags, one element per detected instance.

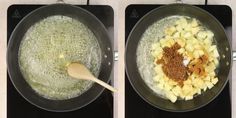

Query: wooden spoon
<box><xmin>67</xmin><ymin>62</ymin><xmax>117</xmax><ymax>92</ymax></box>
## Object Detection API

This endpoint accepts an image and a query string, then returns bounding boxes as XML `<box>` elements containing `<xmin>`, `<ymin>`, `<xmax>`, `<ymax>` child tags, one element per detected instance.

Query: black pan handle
<box><xmin>205</xmin><ymin>0</ymin><xmax>208</xmax><ymax>5</ymax></box>
<box><xmin>87</xmin><ymin>0</ymin><xmax>90</xmax><ymax>5</ymax></box>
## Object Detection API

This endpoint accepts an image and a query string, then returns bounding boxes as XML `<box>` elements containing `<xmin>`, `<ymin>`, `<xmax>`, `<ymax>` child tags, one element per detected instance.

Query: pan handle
<box><xmin>233</xmin><ymin>51</ymin><xmax>236</xmax><ymax>61</ymax></box>
<box><xmin>114</xmin><ymin>51</ymin><xmax>118</xmax><ymax>61</ymax></box>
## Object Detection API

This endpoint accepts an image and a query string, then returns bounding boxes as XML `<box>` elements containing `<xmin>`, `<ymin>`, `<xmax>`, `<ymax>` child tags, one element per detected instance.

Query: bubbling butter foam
<box><xmin>19</xmin><ymin>15</ymin><xmax>102</xmax><ymax>100</ymax></box>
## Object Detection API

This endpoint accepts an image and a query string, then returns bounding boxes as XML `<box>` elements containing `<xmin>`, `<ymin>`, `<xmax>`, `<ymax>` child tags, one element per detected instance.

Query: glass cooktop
<box><xmin>7</xmin><ymin>5</ymin><xmax>113</xmax><ymax>118</ymax></box>
<box><xmin>125</xmin><ymin>5</ymin><xmax>232</xmax><ymax>118</ymax></box>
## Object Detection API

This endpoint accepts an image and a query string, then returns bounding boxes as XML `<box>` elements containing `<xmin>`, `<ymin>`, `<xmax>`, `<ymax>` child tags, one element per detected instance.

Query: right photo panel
<box><xmin>125</xmin><ymin>4</ymin><xmax>232</xmax><ymax>118</ymax></box>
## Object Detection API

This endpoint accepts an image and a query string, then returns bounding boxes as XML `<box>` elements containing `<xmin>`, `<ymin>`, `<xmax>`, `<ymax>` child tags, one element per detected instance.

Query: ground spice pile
<box><xmin>156</xmin><ymin>43</ymin><xmax>188</xmax><ymax>86</ymax></box>
<box><xmin>188</xmin><ymin>55</ymin><xmax>208</xmax><ymax>76</ymax></box>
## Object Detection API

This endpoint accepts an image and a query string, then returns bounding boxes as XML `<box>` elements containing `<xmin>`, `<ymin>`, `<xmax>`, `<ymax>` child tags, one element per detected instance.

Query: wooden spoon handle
<box><xmin>93</xmin><ymin>78</ymin><xmax>117</xmax><ymax>92</ymax></box>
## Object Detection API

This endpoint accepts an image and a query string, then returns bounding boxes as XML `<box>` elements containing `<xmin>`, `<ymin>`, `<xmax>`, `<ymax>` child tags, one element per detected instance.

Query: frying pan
<box><xmin>7</xmin><ymin>4</ymin><xmax>113</xmax><ymax>112</ymax></box>
<box><xmin>126</xmin><ymin>4</ymin><xmax>235</xmax><ymax>112</ymax></box>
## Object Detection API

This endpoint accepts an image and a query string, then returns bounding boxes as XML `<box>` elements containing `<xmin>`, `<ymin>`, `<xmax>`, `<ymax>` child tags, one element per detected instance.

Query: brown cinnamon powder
<box><xmin>188</xmin><ymin>55</ymin><xmax>208</xmax><ymax>76</ymax></box>
<box><xmin>156</xmin><ymin>43</ymin><xmax>188</xmax><ymax>86</ymax></box>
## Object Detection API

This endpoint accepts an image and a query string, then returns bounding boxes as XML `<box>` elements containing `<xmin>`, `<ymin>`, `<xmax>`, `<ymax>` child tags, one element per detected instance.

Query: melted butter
<box><xmin>19</xmin><ymin>15</ymin><xmax>102</xmax><ymax>100</ymax></box>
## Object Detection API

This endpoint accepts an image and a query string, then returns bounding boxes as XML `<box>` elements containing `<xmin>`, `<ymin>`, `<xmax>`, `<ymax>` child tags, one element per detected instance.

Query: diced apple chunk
<box><xmin>211</xmin><ymin>77</ymin><xmax>218</xmax><ymax>85</ymax></box>
<box><xmin>166</xmin><ymin>91</ymin><xmax>177</xmax><ymax>103</ymax></box>
<box><xmin>205</xmin><ymin>81</ymin><xmax>214</xmax><ymax>89</ymax></box>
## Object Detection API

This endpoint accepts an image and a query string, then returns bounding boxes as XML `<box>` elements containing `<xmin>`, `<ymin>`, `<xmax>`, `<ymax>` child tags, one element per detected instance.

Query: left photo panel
<box><xmin>7</xmin><ymin>4</ymin><xmax>115</xmax><ymax>118</ymax></box>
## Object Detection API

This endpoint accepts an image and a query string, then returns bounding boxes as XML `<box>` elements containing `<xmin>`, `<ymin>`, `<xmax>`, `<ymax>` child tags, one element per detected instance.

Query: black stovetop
<box><xmin>125</xmin><ymin>5</ymin><xmax>232</xmax><ymax>118</ymax></box>
<box><xmin>7</xmin><ymin>5</ymin><xmax>113</xmax><ymax>118</ymax></box>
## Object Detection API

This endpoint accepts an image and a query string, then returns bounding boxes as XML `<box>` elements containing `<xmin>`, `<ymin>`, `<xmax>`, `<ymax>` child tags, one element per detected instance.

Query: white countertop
<box><xmin>0</xmin><ymin>0</ymin><xmax>235</xmax><ymax>118</ymax></box>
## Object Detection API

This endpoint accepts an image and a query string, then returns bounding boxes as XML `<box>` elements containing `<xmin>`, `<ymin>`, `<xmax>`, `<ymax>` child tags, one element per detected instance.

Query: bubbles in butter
<box><xmin>18</xmin><ymin>15</ymin><xmax>102</xmax><ymax>100</ymax></box>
